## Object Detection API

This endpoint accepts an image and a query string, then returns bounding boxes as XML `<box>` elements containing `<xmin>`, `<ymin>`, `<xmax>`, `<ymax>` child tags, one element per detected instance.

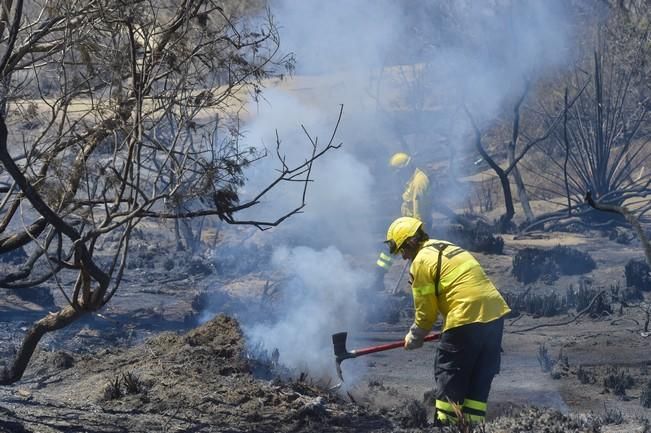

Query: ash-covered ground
<box><xmin>0</xmin><ymin>315</ymin><xmax>626</xmax><ymax>433</ymax></box>
<box><xmin>1</xmin><ymin>229</ymin><xmax>651</xmax><ymax>432</ymax></box>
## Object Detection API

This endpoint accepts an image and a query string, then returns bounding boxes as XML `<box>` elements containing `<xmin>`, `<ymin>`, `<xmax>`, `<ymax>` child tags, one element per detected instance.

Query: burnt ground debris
<box><xmin>0</xmin><ymin>315</ymin><xmax>393</xmax><ymax>433</ymax></box>
<box><xmin>512</xmin><ymin>245</ymin><xmax>596</xmax><ymax>284</ymax></box>
<box><xmin>2</xmin><ymin>232</ymin><xmax>651</xmax><ymax>432</ymax></box>
<box><xmin>0</xmin><ymin>314</ymin><xmax>626</xmax><ymax>433</ymax></box>
<box><xmin>432</xmin><ymin>218</ymin><xmax>505</xmax><ymax>255</ymax></box>
<box><xmin>502</xmin><ymin>278</ymin><xmax>622</xmax><ymax>318</ymax></box>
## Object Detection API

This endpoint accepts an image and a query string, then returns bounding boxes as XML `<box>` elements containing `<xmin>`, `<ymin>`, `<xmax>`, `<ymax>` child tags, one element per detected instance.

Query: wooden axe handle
<box><xmin>352</xmin><ymin>332</ymin><xmax>440</xmax><ymax>357</ymax></box>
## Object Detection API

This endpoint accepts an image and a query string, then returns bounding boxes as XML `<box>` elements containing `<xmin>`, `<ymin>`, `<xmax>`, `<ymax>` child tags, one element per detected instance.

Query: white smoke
<box><xmin>245</xmin><ymin>245</ymin><xmax>367</xmax><ymax>378</ymax></box>
<box><xmin>224</xmin><ymin>0</ymin><xmax>576</xmax><ymax>380</ymax></box>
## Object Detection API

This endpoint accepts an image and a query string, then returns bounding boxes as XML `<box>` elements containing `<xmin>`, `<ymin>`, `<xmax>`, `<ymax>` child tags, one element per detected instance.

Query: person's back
<box><xmin>409</xmin><ymin>239</ymin><xmax>509</xmax><ymax>332</ymax></box>
<box><xmin>401</xmin><ymin>167</ymin><xmax>432</xmax><ymax>229</ymax></box>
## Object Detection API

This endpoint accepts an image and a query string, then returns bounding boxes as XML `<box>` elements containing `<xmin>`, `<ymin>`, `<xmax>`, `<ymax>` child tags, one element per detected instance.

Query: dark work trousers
<box><xmin>433</xmin><ymin>318</ymin><xmax>504</xmax><ymax>410</ymax></box>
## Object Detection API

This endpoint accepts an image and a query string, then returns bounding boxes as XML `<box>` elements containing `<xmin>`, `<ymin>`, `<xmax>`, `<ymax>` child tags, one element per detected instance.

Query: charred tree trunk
<box><xmin>179</xmin><ymin>218</ymin><xmax>198</xmax><ymax>252</ymax></box>
<box><xmin>585</xmin><ymin>191</ymin><xmax>651</xmax><ymax>266</ymax></box>
<box><xmin>466</xmin><ymin>108</ymin><xmax>515</xmax><ymax>231</ymax></box>
<box><xmin>0</xmin><ymin>217</ymin><xmax>46</xmax><ymax>252</ymax></box>
<box><xmin>174</xmin><ymin>217</ymin><xmax>184</xmax><ymax>251</ymax></box>
<box><xmin>0</xmin><ymin>305</ymin><xmax>85</xmax><ymax>384</ymax></box>
<box><xmin>507</xmin><ymin>84</ymin><xmax>534</xmax><ymax>223</ymax></box>
<box><xmin>511</xmin><ymin>166</ymin><xmax>532</xmax><ymax>222</ymax></box>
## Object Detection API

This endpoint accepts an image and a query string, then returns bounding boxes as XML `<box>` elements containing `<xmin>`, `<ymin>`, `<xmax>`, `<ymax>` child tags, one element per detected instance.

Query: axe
<box><xmin>329</xmin><ymin>331</ymin><xmax>440</xmax><ymax>390</ymax></box>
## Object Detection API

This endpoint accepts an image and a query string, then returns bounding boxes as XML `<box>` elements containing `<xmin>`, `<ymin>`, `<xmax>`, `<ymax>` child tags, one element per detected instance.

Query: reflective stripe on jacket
<box><xmin>401</xmin><ymin>168</ymin><xmax>431</xmax><ymax>223</ymax></box>
<box><xmin>376</xmin><ymin>251</ymin><xmax>393</xmax><ymax>270</ymax></box>
<box><xmin>409</xmin><ymin>239</ymin><xmax>510</xmax><ymax>332</ymax></box>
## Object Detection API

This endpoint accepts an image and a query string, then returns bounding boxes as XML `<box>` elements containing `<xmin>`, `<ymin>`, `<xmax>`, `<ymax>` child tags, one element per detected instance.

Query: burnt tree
<box><xmin>0</xmin><ymin>0</ymin><xmax>342</xmax><ymax>384</ymax></box>
<box><xmin>463</xmin><ymin>84</ymin><xmax>584</xmax><ymax>231</ymax></box>
<box><xmin>523</xmin><ymin>39</ymin><xmax>651</xmax><ymax>232</ymax></box>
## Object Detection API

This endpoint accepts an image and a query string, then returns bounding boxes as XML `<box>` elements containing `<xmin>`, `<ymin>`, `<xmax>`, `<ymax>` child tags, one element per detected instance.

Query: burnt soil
<box><xmin>2</xmin><ymin>229</ymin><xmax>651</xmax><ymax>432</ymax></box>
<box><xmin>0</xmin><ymin>315</ymin><xmax>396</xmax><ymax>433</ymax></box>
<box><xmin>0</xmin><ymin>315</ymin><xmax>612</xmax><ymax>433</ymax></box>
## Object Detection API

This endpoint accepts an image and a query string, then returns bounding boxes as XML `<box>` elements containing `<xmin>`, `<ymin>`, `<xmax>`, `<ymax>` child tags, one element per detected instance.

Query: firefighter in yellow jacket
<box><xmin>374</xmin><ymin>152</ymin><xmax>432</xmax><ymax>289</ymax></box>
<box><xmin>385</xmin><ymin>216</ymin><xmax>510</xmax><ymax>424</ymax></box>
<box><xmin>394</xmin><ymin>153</ymin><xmax>431</xmax><ymax>226</ymax></box>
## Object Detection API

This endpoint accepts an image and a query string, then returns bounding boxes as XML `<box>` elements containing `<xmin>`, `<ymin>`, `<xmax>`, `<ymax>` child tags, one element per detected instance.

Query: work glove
<box><xmin>404</xmin><ymin>323</ymin><xmax>428</xmax><ymax>350</ymax></box>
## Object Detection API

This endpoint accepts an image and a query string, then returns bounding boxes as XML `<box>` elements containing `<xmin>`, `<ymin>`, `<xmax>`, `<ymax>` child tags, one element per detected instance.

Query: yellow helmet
<box><xmin>389</xmin><ymin>152</ymin><xmax>411</xmax><ymax>168</ymax></box>
<box><xmin>385</xmin><ymin>216</ymin><xmax>422</xmax><ymax>254</ymax></box>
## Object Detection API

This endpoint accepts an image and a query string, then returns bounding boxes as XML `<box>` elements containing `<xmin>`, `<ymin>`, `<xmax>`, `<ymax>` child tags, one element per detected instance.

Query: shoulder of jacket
<box><xmin>411</xmin><ymin>169</ymin><xmax>429</xmax><ymax>186</ymax></box>
<box><xmin>414</xmin><ymin>243</ymin><xmax>439</xmax><ymax>262</ymax></box>
<box><xmin>414</xmin><ymin>168</ymin><xmax>429</xmax><ymax>179</ymax></box>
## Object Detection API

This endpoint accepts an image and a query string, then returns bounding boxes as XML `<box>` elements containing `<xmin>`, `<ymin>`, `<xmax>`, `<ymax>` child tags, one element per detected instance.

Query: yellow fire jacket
<box><xmin>410</xmin><ymin>239</ymin><xmax>511</xmax><ymax>332</ymax></box>
<box><xmin>376</xmin><ymin>168</ymin><xmax>432</xmax><ymax>272</ymax></box>
<box><xmin>401</xmin><ymin>168</ymin><xmax>431</xmax><ymax>223</ymax></box>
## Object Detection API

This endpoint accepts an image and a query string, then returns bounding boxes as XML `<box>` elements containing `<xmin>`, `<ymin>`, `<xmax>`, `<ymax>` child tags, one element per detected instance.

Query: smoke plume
<box><xmin>214</xmin><ymin>0</ymin><xmax>576</xmax><ymax>382</ymax></box>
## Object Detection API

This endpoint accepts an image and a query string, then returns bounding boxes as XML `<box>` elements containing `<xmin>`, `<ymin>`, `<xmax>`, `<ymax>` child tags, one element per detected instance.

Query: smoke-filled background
<box><xmin>204</xmin><ymin>0</ymin><xmax>578</xmax><ymax>382</ymax></box>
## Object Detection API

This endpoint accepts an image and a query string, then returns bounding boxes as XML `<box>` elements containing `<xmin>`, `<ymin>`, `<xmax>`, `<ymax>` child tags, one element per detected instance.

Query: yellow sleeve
<box><xmin>401</xmin><ymin>178</ymin><xmax>414</xmax><ymax>218</ymax></box>
<box><xmin>410</xmin><ymin>171</ymin><xmax>429</xmax><ymax>222</ymax></box>
<box><xmin>410</xmin><ymin>256</ymin><xmax>438</xmax><ymax>330</ymax></box>
<box><xmin>413</xmin><ymin>293</ymin><xmax>438</xmax><ymax>330</ymax></box>
<box><xmin>412</xmin><ymin>191</ymin><xmax>422</xmax><ymax>221</ymax></box>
